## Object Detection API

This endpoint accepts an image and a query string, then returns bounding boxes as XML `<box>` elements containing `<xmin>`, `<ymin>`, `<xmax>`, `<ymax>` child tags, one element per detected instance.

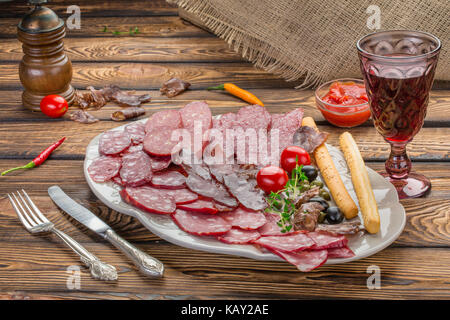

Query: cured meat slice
<box><xmin>271</xmin><ymin>108</ymin><xmax>304</xmax><ymax>131</ymax></box>
<box><xmin>88</xmin><ymin>156</ymin><xmax>122</xmax><ymax>183</ymax></box>
<box><xmin>144</xmin><ymin>109</ymin><xmax>182</xmax><ymax>134</ymax></box>
<box><xmin>98</xmin><ymin>130</ymin><xmax>131</xmax><ymax>155</ymax></box>
<box><xmin>307</xmin><ymin>232</ymin><xmax>348</xmax><ymax>250</ymax></box>
<box><xmin>293</xmin><ymin>126</ymin><xmax>329</xmax><ymax>153</ymax></box>
<box><xmin>143</xmin><ymin>129</ymin><xmax>181</xmax><ymax>157</ymax></box>
<box><xmin>119</xmin><ymin>151</ymin><xmax>153</xmax><ymax>187</ymax></box>
<box><xmin>186</xmin><ymin>172</ymin><xmax>238</xmax><ymax>208</ymax></box>
<box><xmin>212</xmin><ymin>201</ymin><xmax>234</xmax><ymax>212</ymax></box>
<box><xmin>236</xmin><ymin>105</ymin><xmax>271</xmax><ymax>130</ymax></box>
<box><xmin>151</xmin><ymin>170</ymin><xmax>186</xmax><ymax>189</ymax></box>
<box><xmin>327</xmin><ymin>246</ymin><xmax>355</xmax><ymax>259</ymax></box>
<box><xmin>120</xmin><ymin>185</ymin><xmax>176</xmax><ymax>214</ymax></box>
<box><xmin>150</xmin><ymin>156</ymin><xmax>171</xmax><ymax>172</ymax></box>
<box><xmin>208</xmin><ymin>163</ymin><xmax>235</xmax><ymax>183</ymax></box>
<box><xmin>177</xmin><ymin>199</ymin><xmax>218</xmax><ymax>214</ymax></box>
<box><xmin>223</xmin><ymin>173</ymin><xmax>266</xmax><ymax>211</ymax></box>
<box><xmin>253</xmin><ymin>232</ymin><xmax>315</xmax><ymax>253</ymax></box>
<box><xmin>157</xmin><ymin>188</ymin><xmax>198</xmax><ymax>204</ymax></box>
<box><xmin>315</xmin><ymin>221</ymin><xmax>364</xmax><ymax>235</ymax></box>
<box><xmin>180</xmin><ymin>101</ymin><xmax>212</xmax><ymax>130</ymax></box>
<box><xmin>112</xmin><ymin>175</ymin><xmax>124</xmax><ymax>186</ymax></box>
<box><xmin>171</xmin><ymin>209</ymin><xmax>231</xmax><ymax>236</ymax></box>
<box><xmin>219</xmin><ymin>207</ymin><xmax>267</xmax><ymax>230</ymax></box>
<box><xmin>270</xmin><ymin>249</ymin><xmax>328</xmax><ymax>272</ymax></box>
<box><xmin>217</xmin><ymin>228</ymin><xmax>261</xmax><ymax>244</ymax></box>
<box><xmin>124</xmin><ymin>122</ymin><xmax>146</xmax><ymax>144</ymax></box>
<box><xmin>258</xmin><ymin>212</ymin><xmax>293</xmax><ymax>236</ymax></box>
<box><xmin>160</xmin><ymin>78</ymin><xmax>191</xmax><ymax>98</ymax></box>
<box><xmin>122</xmin><ymin>143</ymin><xmax>143</xmax><ymax>155</ymax></box>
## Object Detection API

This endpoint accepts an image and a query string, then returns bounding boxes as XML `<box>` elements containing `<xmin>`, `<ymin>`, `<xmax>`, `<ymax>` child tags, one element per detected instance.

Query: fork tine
<box><xmin>17</xmin><ymin>190</ymin><xmax>43</xmax><ymax>225</ymax></box>
<box><xmin>12</xmin><ymin>192</ymin><xmax>37</xmax><ymax>227</ymax></box>
<box><xmin>8</xmin><ymin>193</ymin><xmax>33</xmax><ymax>230</ymax></box>
<box><xmin>20</xmin><ymin>189</ymin><xmax>50</xmax><ymax>224</ymax></box>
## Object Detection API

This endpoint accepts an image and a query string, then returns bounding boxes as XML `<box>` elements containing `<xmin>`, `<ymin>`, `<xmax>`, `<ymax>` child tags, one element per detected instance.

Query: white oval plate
<box><xmin>84</xmin><ymin>119</ymin><xmax>406</xmax><ymax>265</ymax></box>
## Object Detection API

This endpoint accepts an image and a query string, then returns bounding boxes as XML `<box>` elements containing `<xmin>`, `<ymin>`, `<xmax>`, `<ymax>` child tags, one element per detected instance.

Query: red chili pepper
<box><xmin>1</xmin><ymin>137</ymin><xmax>66</xmax><ymax>176</ymax></box>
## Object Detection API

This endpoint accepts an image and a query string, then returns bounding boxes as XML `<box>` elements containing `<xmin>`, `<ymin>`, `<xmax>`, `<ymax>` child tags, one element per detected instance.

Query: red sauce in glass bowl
<box><xmin>315</xmin><ymin>80</ymin><xmax>371</xmax><ymax>127</ymax></box>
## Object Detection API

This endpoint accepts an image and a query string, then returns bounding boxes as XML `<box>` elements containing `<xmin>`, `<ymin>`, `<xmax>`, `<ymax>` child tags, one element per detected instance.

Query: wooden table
<box><xmin>0</xmin><ymin>0</ymin><xmax>448</xmax><ymax>300</ymax></box>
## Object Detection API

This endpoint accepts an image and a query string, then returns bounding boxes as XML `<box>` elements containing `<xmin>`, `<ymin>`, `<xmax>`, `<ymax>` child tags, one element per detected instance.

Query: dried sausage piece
<box><xmin>293</xmin><ymin>126</ymin><xmax>329</xmax><ymax>154</ymax></box>
<box><xmin>124</xmin><ymin>122</ymin><xmax>146</xmax><ymax>144</ymax></box>
<box><xmin>258</xmin><ymin>212</ymin><xmax>295</xmax><ymax>236</ymax></box>
<box><xmin>160</xmin><ymin>78</ymin><xmax>191</xmax><ymax>98</ymax></box>
<box><xmin>99</xmin><ymin>130</ymin><xmax>132</xmax><ymax>156</ymax></box>
<box><xmin>143</xmin><ymin>129</ymin><xmax>181</xmax><ymax>157</ymax></box>
<box><xmin>236</xmin><ymin>105</ymin><xmax>271</xmax><ymax>131</ymax></box>
<box><xmin>171</xmin><ymin>209</ymin><xmax>231</xmax><ymax>236</ymax></box>
<box><xmin>151</xmin><ymin>170</ymin><xmax>186</xmax><ymax>189</ymax></box>
<box><xmin>219</xmin><ymin>207</ymin><xmax>267</xmax><ymax>230</ymax></box>
<box><xmin>307</xmin><ymin>232</ymin><xmax>348</xmax><ymax>250</ymax></box>
<box><xmin>253</xmin><ymin>232</ymin><xmax>315</xmax><ymax>253</ymax></box>
<box><xmin>150</xmin><ymin>156</ymin><xmax>172</xmax><ymax>172</ymax></box>
<box><xmin>269</xmin><ymin>248</ymin><xmax>328</xmax><ymax>272</ymax></box>
<box><xmin>119</xmin><ymin>151</ymin><xmax>153</xmax><ymax>187</ymax></box>
<box><xmin>112</xmin><ymin>107</ymin><xmax>146</xmax><ymax>122</ymax></box>
<box><xmin>180</xmin><ymin>101</ymin><xmax>212</xmax><ymax>130</ymax></box>
<box><xmin>217</xmin><ymin>228</ymin><xmax>261</xmax><ymax>244</ymax></box>
<box><xmin>177</xmin><ymin>199</ymin><xmax>218</xmax><ymax>214</ymax></box>
<box><xmin>120</xmin><ymin>185</ymin><xmax>176</xmax><ymax>214</ymax></box>
<box><xmin>157</xmin><ymin>188</ymin><xmax>198</xmax><ymax>205</ymax></box>
<box><xmin>327</xmin><ymin>246</ymin><xmax>355</xmax><ymax>259</ymax></box>
<box><xmin>145</xmin><ymin>109</ymin><xmax>182</xmax><ymax>134</ymax></box>
<box><xmin>222</xmin><ymin>173</ymin><xmax>266</xmax><ymax>211</ymax></box>
<box><xmin>88</xmin><ymin>156</ymin><xmax>122</xmax><ymax>183</ymax></box>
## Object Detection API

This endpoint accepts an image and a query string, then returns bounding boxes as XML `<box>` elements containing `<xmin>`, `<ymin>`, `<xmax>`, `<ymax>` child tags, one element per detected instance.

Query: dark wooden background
<box><xmin>0</xmin><ymin>0</ymin><xmax>448</xmax><ymax>300</ymax></box>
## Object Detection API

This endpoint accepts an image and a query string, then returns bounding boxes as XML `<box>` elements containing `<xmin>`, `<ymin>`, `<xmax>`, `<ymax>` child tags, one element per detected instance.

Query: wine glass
<box><xmin>357</xmin><ymin>30</ymin><xmax>441</xmax><ymax>199</ymax></box>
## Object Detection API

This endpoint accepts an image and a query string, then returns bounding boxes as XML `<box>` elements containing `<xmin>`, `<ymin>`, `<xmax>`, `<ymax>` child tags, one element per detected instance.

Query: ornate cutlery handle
<box><xmin>51</xmin><ymin>228</ymin><xmax>118</xmax><ymax>281</ymax></box>
<box><xmin>104</xmin><ymin>229</ymin><xmax>164</xmax><ymax>278</ymax></box>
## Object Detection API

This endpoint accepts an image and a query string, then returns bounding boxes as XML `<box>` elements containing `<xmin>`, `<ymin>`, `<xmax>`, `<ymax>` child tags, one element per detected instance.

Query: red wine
<box><xmin>363</xmin><ymin>61</ymin><xmax>436</xmax><ymax>142</ymax></box>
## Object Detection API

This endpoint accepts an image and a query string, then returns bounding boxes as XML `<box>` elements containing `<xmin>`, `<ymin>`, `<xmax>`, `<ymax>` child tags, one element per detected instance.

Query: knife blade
<box><xmin>48</xmin><ymin>185</ymin><xmax>164</xmax><ymax>278</ymax></box>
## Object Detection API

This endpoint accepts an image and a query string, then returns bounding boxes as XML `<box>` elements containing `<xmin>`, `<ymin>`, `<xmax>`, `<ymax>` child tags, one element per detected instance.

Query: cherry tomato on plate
<box><xmin>280</xmin><ymin>146</ymin><xmax>311</xmax><ymax>174</ymax></box>
<box><xmin>40</xmin><ymin>95</ymin><xmax>68</xmax><ymax>118</ymax></box>
<box><xmin>256</xmin><ymin>165</ymin><xmax>289</xmax><ymax>194</ymax></box>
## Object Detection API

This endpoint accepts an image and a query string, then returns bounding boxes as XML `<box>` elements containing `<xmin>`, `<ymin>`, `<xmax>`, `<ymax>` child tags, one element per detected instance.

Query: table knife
<box><xmin>48</xmin><ymin>185</ymin><xmax>164</xmax><ymax>278</ymax></box>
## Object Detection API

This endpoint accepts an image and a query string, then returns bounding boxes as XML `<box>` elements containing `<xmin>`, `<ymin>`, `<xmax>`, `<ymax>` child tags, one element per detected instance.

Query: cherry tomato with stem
<box><xmin>280</xmin><ymin>146</ymin><xmax>311</xmax><ymax>175</ymax></box>
<box><xmin>40</xmin><ymin>95</ymin><xmax>68</xmax><ymax>118</ymax></box>
<box><xmin>256</xmin><ymin>165</ymin><xmax>289</xmax><ymax>194</ymax></box>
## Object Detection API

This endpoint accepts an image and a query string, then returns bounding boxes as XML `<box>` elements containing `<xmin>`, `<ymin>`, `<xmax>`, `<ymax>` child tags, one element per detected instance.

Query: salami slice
<box><xmin>145</xmin><ymin>109</ymin><xmax>182</xmax><ymax>133</ymax></box>
<box><xmin>180</xmin><ymin>101</ymin><xmax>212</xmax><ymax>130</ymax></box>
<box><xmin>88</xmin><ymin>156</ymin><xmax>122</xmax><ymax>183</ymax></box>
<box><xmin>217</xmin><ymin>228</ymin><xmax>261</xmax><ymax>244</ymax></box>
<box><xmin>112</xmin><ymin>175</ymin><xmax>124</xmax><ymax>186</ymax></box>
<box><xmin>99</xmin><ymin>130</ymin><xmax>132</xmax><ymax>156</ymax></box>
<box><xmin>151</xmin><ymin>170</ymin><xmax>186</xmax><ymax>189</ymax></box>
<box><xmin>122</xmin><ymin>143</ymin><xmax>143</xmax><ymax>155</ymax></box>
<box><xmin>327</xmin><ymin>246</ymin><xmax>355</xmax><ymax>259</ymax></box>
<box><xmin>171</xmin><ymin>209</ymin><xmax>231</xmax><ymax>236</ymax></box>
<box><xmin>177</xmin><ymin>199</ymin><xmax>218</xmax><ymax>214</ymax></box>
<box><xmin>258</xmin><ymin>212</ymin><xmax>291</xmax><ymax>236</ymax></box>
<box><xmin>157</xmin><ymin>188</ymin><xmax>198</xmax><ymax>204</ymax></box>
<box><xmin>120</xmin><ymin>185</ymin><xmax>176</xmax><ymax>214</ymax></box>
<box><xmin>270</xmin><ymin>249</ymin><xmax>328</xmax><ymax>272</ymax></box>
<box><xmin>150</xmin><ymin>156</ymin><xmax>172</xmax><ymax>172</ymax></box>
<box><xmin>253</xmin><ymin>232</ymin><xmax>315</xmax><ymax>253</ymax></box>
<box><xmin>124</xmin><ymin>122</ymin><xmax>146</xmax><ymax>144</ymax></box>
<box><xmin>119</xmin><ymin>151</ymin><xmax>153</xmax><ymax>187</ymax></box>
<box><xmin>236</xmin><ymin>105</ymin><xmax>271</xmax><ymax>130</ymax></box>
<box><xmin>307</xmin><ymin>232</ymin><xmax>348</xmax><ymax>250</ymax></box>
<box><xmin>143</xmin><ymin>128</ymin><xmax>181</xmax><ymax>157</ymax></box>
<box><xmin>219</xmin><ymin>207</ymin><xmax>267</xmax><ymax>230</ymax></box>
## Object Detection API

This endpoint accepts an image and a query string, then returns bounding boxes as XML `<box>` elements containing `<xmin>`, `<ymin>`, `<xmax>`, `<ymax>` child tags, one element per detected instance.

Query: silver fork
<box><xmin>7</xmin><ymin>189</ymin><xmax>118</xmax><ymax>281</ymax></box>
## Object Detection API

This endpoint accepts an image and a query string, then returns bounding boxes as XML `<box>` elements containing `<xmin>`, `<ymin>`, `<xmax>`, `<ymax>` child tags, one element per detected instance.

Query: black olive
<box><xmin>301</xmin><ymin>165</ymin><xmax>318</xmax><ymax>181</ymax></box>
<box><xmin>309</xmin><ymin>196</ymin><xmax>329</xmax><ymax>210</ymax></box>
<box><xmin>326</xmin><ymin>207</ymin><xmax>344</xmax><ymax>224</ymax></box>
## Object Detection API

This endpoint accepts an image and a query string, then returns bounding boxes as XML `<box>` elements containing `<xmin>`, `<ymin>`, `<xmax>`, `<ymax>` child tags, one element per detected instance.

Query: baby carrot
<box><xmin>207</xmin><ymin>83</ymin><xmax>264</xmax><ymax>106</ymax></box>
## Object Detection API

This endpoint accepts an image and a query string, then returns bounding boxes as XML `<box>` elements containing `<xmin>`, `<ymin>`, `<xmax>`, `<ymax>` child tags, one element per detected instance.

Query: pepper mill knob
<box><xmin>17</xmin><ymin>1</ymin><xmax>74</xmax><ymax>111</ymax></box>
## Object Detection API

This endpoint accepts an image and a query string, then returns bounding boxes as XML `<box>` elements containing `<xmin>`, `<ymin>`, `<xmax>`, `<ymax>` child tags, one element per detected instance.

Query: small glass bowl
<box><xmin>315</xmin><ymin>78</ymin><xmax>371</xmax><ymax>128</ymax></box>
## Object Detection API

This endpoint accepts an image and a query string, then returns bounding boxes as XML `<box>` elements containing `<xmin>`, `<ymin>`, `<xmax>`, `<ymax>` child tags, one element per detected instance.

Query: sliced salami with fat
<box><xmin>125</xmin><ymin>122</ymin><xmax>146</xmax><ymax>144</ymax></box>
<box><xmin>151</xmin><ymin>170</ymin><xmax>186</xmax><ymax>189</ymax></box>
<box><xmin>171</xmin><ymin>209</ymin><xmax>231</xmax><ymax>236</ymax></box>
<box><xmin>177</xmin><ymin>199</ymin><xmax>218</xmax><ymax>214</ymax></box>
<box><xmin>120</xmin><ymin>185</ymin><xmax>176</xmax><ymax>214</ymax></box>
<box><xmin>327</xmin><ymin>246</ymin><xmax>355</xmax><ymax>259</ymax></box>
<box><xmin>219</xmin><ymin>207</ymin><xmax>267</xmax><ymax>230</ymax></box>
<box><xmin>258</xmin><ymin>212</ymin><xmax>294</xmax><ymax>236</ymax></box>
<box><xmin>99</xmin><ymin>130</ymin><xmax>132</xmax><ymax>156</ymax></box>
<box><xmin>307</xmin><ymin>232</ymin><xmax>348</xmax><ymax>250</ymax></box>
<box><xmin>143</xmin><ymin>128</ymin><xmax>181</xmax><ymax>156</ymax></box>
<box><xmin>253</xmin><ymin>232</ymin><xmax>315</xmax><ymax>253</ymax></box>
<box><xmin>145</xmin><ymin>109</ymin><xmax>182</xmax><ymax>134</ymax></box>
<box><xmin>180</xmin><ymin>101</ymin><xmax>212</xmax><ymax>130</ymax></box>
<box><xmin>88</xmin><ymin>156</ymin><xmax>122</xmax><ymax>183</ymax></box>
<box><xmin>236</xmin><ymin>105</ymin><xmax>271</xmax><ymax>130</ymax></box>
<box><xmin>270</xmin><ymin>249</ymin><xmax>328</xmax><ymax>272</ymax></box>
<box><xmin>119</xmin><ymin>151</ymin><xmax>153</xmax><ymax>187</ymax></box>
<box><xmin>157</xmin><ymin>188</ymin><xmax>198</xmax><ymax>204</ymax></box>
<box><xmin>217</xmin><ymin>228</ymin><xmax>261</xmax><ymax>244</ymax></box>
<box><xmin>150</xmin><ymin>156</ymin><xmax>171</xmax><ymax>172</ymax></box>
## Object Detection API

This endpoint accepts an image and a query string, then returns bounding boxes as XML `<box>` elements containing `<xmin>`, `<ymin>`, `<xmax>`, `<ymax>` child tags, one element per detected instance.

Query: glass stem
<box><xmin>385</xmin><ymin>142</ymin><xmax>411</xmax><ymax>179</ymax></box>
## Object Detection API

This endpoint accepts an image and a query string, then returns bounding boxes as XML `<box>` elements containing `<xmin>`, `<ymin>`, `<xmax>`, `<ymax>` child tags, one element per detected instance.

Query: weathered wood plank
<box><xmin>0</xmin><ymin>120</ymin><xmax>447</xmax><ymax>161</ymax></box>
<box><xmin>0</xmin><ymin>37</ymin><xmax>241</xmax><ymax>62</ymax></box>
<box><xmin>0</xmin><ymin>160</ymin><xmax>448</xmax><ymax>247</ymax></box>
<box><xmin>0</xmin><ymin>62</ymin><xmax>292</xmax><ymax>90</ymax></box>
<box><xmin>0</xmin><ymin>16</ymin><xmax>212</xmax><ymax>39</ymax></box>
<box><xmin>1</xmin><ymin>89</ymin><xmax>450</xmax><ymax>125</ymax></box>
<box><xmin>0</xmin><ymin>0</ymin><xmax>178</xmax><ymax>18</ymax></box>
<box><xmin>0</xmin><ymin>242</ymin><xmax>448</xmax><ymax>299</ymax></box>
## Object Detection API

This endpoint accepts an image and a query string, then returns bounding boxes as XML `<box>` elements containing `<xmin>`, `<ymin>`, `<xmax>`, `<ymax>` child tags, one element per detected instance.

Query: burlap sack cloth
<box><xmin>169</xmin><ymin>0</ymin><xmax>449</xmax><ymax>87</ymax></box>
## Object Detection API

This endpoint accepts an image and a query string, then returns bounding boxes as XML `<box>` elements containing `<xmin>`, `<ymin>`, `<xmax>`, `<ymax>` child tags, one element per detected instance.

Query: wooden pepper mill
<box><xmin>17</xmin><ymin>0</ymin><xmax>74</xmax><ymax>111</ymax></box>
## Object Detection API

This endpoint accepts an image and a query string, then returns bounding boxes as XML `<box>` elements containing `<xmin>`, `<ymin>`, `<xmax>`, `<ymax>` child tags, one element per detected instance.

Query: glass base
<box><xmin>381</xmin><ymin>172</ymin><xmax>431</xmax><ymax>199</ymax></box>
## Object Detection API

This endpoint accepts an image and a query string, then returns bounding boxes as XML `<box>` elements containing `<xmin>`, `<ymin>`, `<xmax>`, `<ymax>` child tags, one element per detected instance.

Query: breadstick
<box><xmin>301</xmin><ymin>117</ymin><xmax>358</xmax><ymax>219</ymax></box>
<box><xmin>339</xmin><ymin>132</ymin><xmax>380</xmax><ymax>234</ymax></box>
